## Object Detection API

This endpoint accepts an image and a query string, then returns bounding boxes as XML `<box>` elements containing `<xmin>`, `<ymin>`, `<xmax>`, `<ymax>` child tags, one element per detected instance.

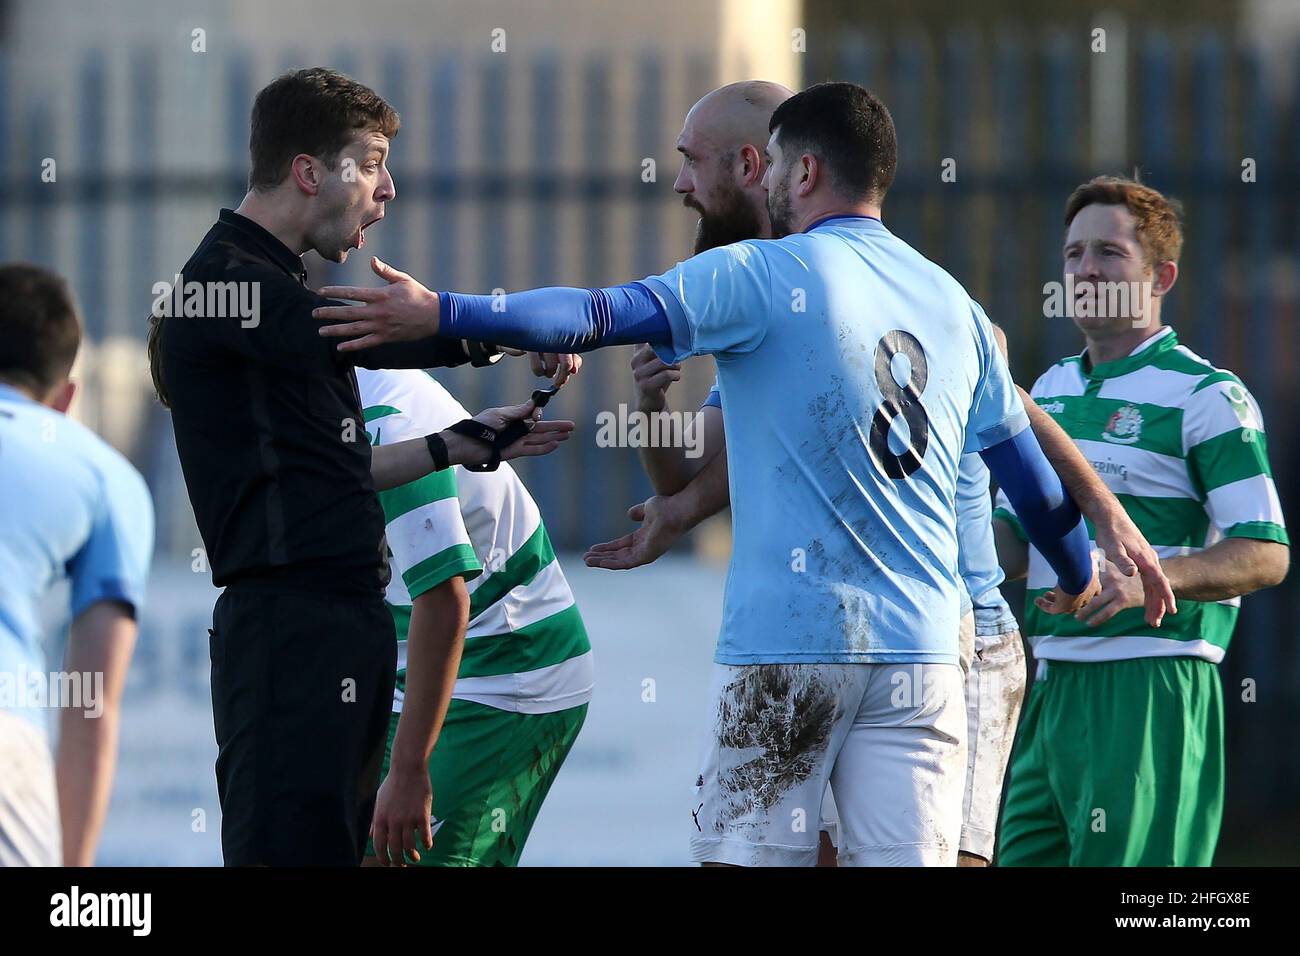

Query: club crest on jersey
<box><xmin>1102</xmin><ymin>404</ymin><xmax>1143</xmax><ymax>445</ymax></box>
<box><xmin>1221</xmin><ymin>383</ymin><xmax>1252</xmax><ymax>425</ymax></box>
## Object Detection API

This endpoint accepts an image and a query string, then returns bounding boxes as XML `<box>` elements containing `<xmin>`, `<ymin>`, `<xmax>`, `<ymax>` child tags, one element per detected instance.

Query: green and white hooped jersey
<box><xmin>995</xmin><ymin>327</ymin><xmax>1288</xmax><ymax>664</ymax></box>
<box><xmin>356</xmin><ymin>368</ymin><xmax>593</xmax><ymax>715</ymax></box>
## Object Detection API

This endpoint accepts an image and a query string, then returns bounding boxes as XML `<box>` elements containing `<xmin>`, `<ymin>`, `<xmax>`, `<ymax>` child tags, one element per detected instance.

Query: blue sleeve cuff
<box><xmin>638</xmin><ymin>277</ymin><xmax>696</xmax><ymax>365</ymax></box>
<box><xmin>71</xmin><ymin>577</ymin><xmax>142</xmax><ymax>623</ymax></box>
<box><xmin>973</xmin><ymin>407</ymin><xmax>1030</xmax><ymax>451</ymax></box>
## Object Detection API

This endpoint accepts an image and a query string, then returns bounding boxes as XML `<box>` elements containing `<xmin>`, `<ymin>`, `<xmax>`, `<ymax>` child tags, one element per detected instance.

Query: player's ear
<box><xmin>49</xmin><ymin>379</ymin><xmax>76</xmax><ymax>414</ymax></box>
<box><xmin>291</xmin><ymin>154</ymin><xmax>322</xmax><ymax>196</ymax></box>
<box><xmin>738</xmin><ymin>144</ymin><xmax>763</xmax><ymax>187</ymax></box>
<box><xmin>799</xmin><ymin>153</ymin><xmax>818</xmax><ymax>197</ymax></box>
<box><xmin>1151</xmin><ymin>260</ymin><xmax>1178</xmax><ymax>298</ymax></box>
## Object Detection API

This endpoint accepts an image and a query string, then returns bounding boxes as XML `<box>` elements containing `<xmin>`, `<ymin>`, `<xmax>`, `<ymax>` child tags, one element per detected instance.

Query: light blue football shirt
<box><xmin>640</xmin><ymin>215</ymin><xmax>1026</xmax><ymax>665</ymax></box>
<box><xmin>0</xmin><ymin>384</ymin><xmax>155</xmax><ymax>731</ymax></box>
<box><xmin>706</xmin><ymin>376</ymin><xmax>1016</xmax><ymax>639</ymax></box>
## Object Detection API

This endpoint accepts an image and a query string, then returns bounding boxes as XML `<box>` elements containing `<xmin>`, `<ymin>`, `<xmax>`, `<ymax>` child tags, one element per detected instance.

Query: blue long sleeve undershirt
<box><xmin>980</xmin><ymin>427</ymin><xmax>1094</xmax><ymax>595</ymax></box>
<box><xmin>439</xmin><ymin>283</ymin><xmax>672</xmax><ymax>353</ymax></box>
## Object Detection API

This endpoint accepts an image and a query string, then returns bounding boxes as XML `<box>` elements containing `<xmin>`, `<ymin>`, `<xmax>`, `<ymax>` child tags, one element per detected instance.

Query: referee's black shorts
<box><xmin>208</xmin><ymin>585</ymin><xmax>396</xmax><ymax>866</ymax></box>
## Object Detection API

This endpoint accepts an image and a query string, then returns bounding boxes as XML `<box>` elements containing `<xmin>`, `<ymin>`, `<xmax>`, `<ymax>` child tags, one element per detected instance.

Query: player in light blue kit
<box><xmin>0</xmin><ymin>264</ymin><xmax>155</xmax><ymax>866</ymax></box>
<box><xmin>314</xmin><ymin>83</ymin><xmax>1100</xmax><ymax>866</ymax></box>
<box><xmin>592</xmin><ymin>84</ymin><xmax>1171</xmax><ymax>867</ymax></box>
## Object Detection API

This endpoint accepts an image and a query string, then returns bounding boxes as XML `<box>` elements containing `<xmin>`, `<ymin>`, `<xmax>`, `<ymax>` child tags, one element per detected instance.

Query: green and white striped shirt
<box><xmin>357</xmin><ymin>368</ymin><xmax>593</xmax><ymax>714</ymax></box>
<box><xmin>994</xmin><ymin>327</ymin><xmax>1288</xmax><ymax>663</ymax></box>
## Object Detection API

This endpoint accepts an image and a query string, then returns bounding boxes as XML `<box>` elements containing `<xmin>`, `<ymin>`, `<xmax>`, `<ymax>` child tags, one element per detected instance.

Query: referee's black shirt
<box><xmin>158</xmin><ymin>209</ymin><xmax>474</xmax><ymax>595</ymax></box>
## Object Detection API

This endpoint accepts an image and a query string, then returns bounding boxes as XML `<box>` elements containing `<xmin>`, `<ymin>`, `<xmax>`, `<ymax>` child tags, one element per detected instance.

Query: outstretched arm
<box><xmin>979</xmin><ymin>427</ymin><xmax>1098</xmax><ymax>615</ymax></box>
<box><xmin>313</xmin><ymin>258</ymin><xmax>671</xmax><ymax>354</ymax></box>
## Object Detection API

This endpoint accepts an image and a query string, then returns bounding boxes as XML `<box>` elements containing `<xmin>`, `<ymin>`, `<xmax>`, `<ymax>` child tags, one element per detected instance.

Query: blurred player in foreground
<box><xmin>357</xmin><ymin>361</ymin><xmax>593</xmax><ymax>867</ymax></box>
<box><xmin>0</xmin><ymin>264</ymin><xmax>154</xmax><ymax>865</ymax></box>
<box><xmin>594</xmin><ymin>82</ymin><xmax>1172</xmax><ymax>866</ymax></box>
<box><xmin>994</xmin><ymin>177</ymin><xmax>1289</xmax><ymax>866</ymax></box>
<box><xmin>315</xmin><ymin>81</ymin><xmax>1101</xmax><ymax>865</ymax></box>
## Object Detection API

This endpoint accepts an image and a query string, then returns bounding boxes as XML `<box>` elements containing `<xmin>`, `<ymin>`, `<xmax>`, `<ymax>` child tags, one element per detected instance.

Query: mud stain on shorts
<box><xmin>714</xmin><ymin>666</ymin><xmax>839</xmax><ymax>830</ymax></box>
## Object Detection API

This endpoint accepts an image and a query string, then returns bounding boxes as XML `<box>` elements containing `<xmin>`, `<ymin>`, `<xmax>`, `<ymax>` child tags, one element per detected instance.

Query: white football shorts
<box><xmin>689</xmin><ymin>661</ymin><xmax>965</xmax><ymax>866</ymax></box>
<box><xmin>821</xmin><ymin>614</ymin><xmax>1027</xmax><ymax>863</ymax></box>
<box><xmin>960</xmin><ymin>623</ymin><xmax>1026</xmax><ymax>860</ymax></box>
<box><xmin>0</xmin><ymin>709</ymin><xmax>61</xmax><ymax>867</ymax></box>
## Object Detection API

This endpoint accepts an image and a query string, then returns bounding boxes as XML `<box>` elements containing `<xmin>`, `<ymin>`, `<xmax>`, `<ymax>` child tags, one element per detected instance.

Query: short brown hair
<box><xmin>0</xmin><ymin>263</ymin><xmax>82</xmax><ymax>394</ymax></box>
<box><xmin>248</xmin><ymin>67</ymin><xmax>400</xmax><ymax>191</ymax></box>
<box><xmin>770</xmin><ymin>82</ymin><xmax>897</xmax><ymax>203</ymax></box>
<box><xmin>1064</xmin><ymin>175</ymin><xmax>1184</xmax><ymax>267</ymax></box>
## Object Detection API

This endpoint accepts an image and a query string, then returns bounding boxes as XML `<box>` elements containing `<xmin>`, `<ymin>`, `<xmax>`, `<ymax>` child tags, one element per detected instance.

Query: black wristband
<box><xmin>425</xmin><ymin>432</ymin><xmax>451</xmax><ymax>472</ymax></box>
<box><xmin>464</xmin><ymin>340</ymin><xmax>502</xmax><ymax>367</ymax></box>
<box><xmin>445</xmin><ymin>418</ymin><xmax>504</xmax><ymax>472</ymax></box>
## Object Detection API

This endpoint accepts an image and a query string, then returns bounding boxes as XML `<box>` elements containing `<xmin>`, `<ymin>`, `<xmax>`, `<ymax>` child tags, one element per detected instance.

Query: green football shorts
<box><xmin>366</xmin><ymin>698</ymin><xmax>586</xmax><ymax>866</ymax></box>
<box><xmin>997</xmin><ymin>656</ymin><xmax>1223</xmax><ymax>867</ymax></box>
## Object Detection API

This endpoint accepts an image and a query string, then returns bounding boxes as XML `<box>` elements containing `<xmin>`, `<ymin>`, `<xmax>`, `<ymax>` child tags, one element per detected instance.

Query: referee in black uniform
<box><xmin>148</xmin><ymin>68</ymin><xmax>571</xmax><ymax>865</ymax></box>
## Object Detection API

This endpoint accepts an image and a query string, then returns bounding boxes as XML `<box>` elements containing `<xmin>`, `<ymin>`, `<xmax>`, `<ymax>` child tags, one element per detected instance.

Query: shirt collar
<box><xmin>218</xmin><ymin>208</ymin><xmax>308</xmax><ymax>283</ymax></box>
<box><xmin>1079</xmin><ymin>326</ymin><xmax>1178</xmax><ymax>379</ymax></box>
<box><xmin>0</xmin><ymin>382</ymin><xmax>36</xmax><ymax>405</ymax></box>
<box><xmin>803</xmin><ymin>213</ymin><xmax>885</xmax><ymax>233</ymax></box>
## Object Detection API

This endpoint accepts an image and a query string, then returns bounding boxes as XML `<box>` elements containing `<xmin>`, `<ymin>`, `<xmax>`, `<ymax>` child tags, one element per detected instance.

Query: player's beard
<box><xmin>766</xmin><ymin>170</ymin><xmax>796</xmax><ymax>239</ymax></box>
<box><xmin>689</xmin><ymin>184</ymin><xmax>764</xmax><ymax>253</ymax></box>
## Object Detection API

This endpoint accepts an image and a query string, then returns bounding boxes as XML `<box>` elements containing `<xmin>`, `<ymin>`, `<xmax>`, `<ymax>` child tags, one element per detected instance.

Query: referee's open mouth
<box><xmin>355</xmin><ymin>212</ymin><xmax>385</xmax><ymax>250</ymax></box>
